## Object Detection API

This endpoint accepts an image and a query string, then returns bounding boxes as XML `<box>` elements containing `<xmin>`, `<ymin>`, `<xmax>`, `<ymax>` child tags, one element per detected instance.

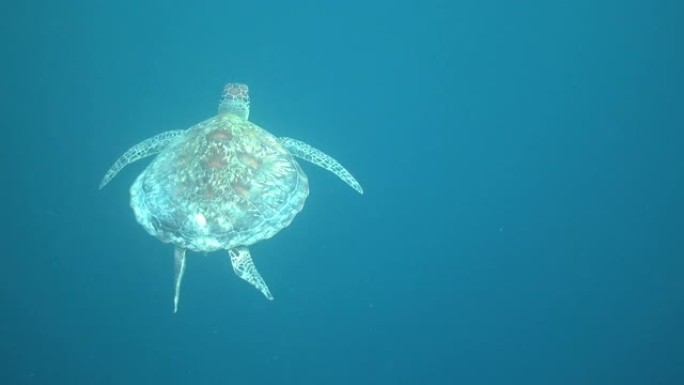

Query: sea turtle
<box><xmin>100</xmin><ymin>83</ymin><xmax>363</xmax><ymax>312</ymax></box>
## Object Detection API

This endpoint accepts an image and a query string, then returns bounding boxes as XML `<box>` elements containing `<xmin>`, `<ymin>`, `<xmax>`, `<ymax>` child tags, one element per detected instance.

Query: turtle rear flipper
<box><xmin>229</xmin><ymin>246</ymin><xmax>273</xmax><ymax>300</ymax></box>
<box><xmin>99</xmin><ymin>130</ymin><xmax>185</xmax><ymax>189</ymax></box>
<box><xmin>173</xmin><ymin>247</ymin><xmax>187</xmax><ymax>313</ymax></box>
<box><xmin>279</xmin><ymin>137</ymin><xmax>363</xmax><ymax>194</ymax></box>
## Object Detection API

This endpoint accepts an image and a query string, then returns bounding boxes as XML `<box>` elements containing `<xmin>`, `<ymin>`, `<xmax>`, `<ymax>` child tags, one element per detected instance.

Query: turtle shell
<box><xmin>130</xmin><ymin>113</ymin><xmax>309</xmax><ymax>252</ymax></box>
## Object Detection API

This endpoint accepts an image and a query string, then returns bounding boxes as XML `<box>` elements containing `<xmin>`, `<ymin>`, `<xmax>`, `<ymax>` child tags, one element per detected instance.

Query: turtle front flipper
<box><xmin>173</xmin><ymin>247</ymin><xmax>187</xmax><ymax>313</ymax></box>
<box><xmin>228</xmin><ymin>246</ymin><xmax>273</xmax><ymax>300</ymax></box>
<box><xmin>99</xmin><ymin>130</ymin><xmax>185</xmax><ymax>189</ymax></box>
<box><xmin>278</xmin><ymin>137</ymin><xmax>364</xmax><ymax>194</ymax></box>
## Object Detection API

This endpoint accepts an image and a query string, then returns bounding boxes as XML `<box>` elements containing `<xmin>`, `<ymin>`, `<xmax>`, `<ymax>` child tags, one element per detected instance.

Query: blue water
<box><xmin>2</xmin><ymin>0</ymin><xmax>683</xmax><ymax>384</ymax></box>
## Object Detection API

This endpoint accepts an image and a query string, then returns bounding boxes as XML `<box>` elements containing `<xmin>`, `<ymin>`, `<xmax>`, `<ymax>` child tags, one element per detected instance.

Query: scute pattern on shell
<box><xmin>130</xmin><ymin>113</ymin><xmax>309</xmax><ymax>252</ymax></box>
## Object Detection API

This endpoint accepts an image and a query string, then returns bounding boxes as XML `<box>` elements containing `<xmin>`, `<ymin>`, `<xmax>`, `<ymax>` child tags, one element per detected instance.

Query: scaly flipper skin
<box><xmin>229</xmin><ymin>246</ymin><xmax>273</xmax><ymax>300</ymax></box>
<box><xmin>278</xmin><ymin>137</ymin><xmax>364</xmax><ymax>194</ymax></box>
<box><xmin>99</xmin><ymin>130</ymin><xmax>185</xmax><ymax>189</ymax></box>
<box><xmin>173</xmin><ymin>247</ymin><xmax>187</xmax><ymax>313</ymax></box>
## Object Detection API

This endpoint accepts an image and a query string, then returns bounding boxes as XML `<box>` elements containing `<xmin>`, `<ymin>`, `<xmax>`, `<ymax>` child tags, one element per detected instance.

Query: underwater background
<box><xmin>2</xmin><ymin>0</ymin><xmax>683</xmax><ymax>384</ymax></box>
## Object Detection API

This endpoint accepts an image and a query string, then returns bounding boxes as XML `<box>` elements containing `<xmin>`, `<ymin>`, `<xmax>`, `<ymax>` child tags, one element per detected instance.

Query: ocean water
<box><xmin>2</xmin><ymin>0</ymin><xmax>682</xmax><ymax>384</ymax></box>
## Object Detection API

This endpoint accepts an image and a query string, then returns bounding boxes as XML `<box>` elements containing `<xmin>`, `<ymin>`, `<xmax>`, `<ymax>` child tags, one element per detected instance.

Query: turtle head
<box><xmin>218</xmin><ymin>83</ymin><xmax>250</xmax><ymax>120</ymax></box>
